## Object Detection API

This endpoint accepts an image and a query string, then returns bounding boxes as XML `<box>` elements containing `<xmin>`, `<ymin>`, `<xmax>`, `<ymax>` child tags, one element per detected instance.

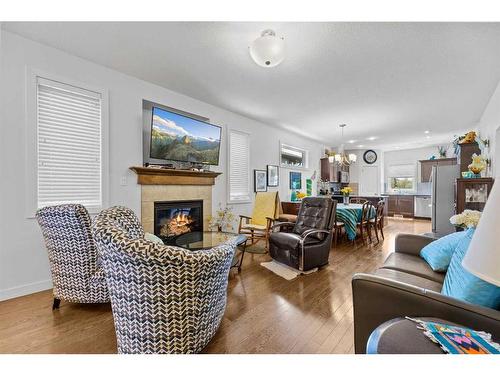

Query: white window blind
<box><xmin>37</xmin><ymin>77</ymin><xmax>103</xmax><ymax>210</ymax></box>
<box><xmin>387</xmin><ymin>163</ymin><xmax>415</xmax><ymax>178</ymax></box>
<box><xmin>228</xmin><ymin>130</ymin><xmax>250</xmax><ymax>203</ymax></box>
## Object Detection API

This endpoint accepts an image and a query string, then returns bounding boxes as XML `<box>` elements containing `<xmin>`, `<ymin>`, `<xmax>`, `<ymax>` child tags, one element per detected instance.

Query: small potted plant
<box><xmin>449</xmin><ymin>210</ymin><xmax>481</xmax><ymax>229</ymax></box>
<box><xmin>208</xmin><ymin>204</ymin><xmax>235</xmax><ymax>232</ymax></box>
<box><xmin>340</xmin><ymin>186</ymin><xmax>353</xmax><ymax>205</ymax></box>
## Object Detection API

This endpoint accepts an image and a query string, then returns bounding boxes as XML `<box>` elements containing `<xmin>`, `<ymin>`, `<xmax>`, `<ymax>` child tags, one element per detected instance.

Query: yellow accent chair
<box><xmin>238</xmin><ymin>191</ymin><xmax>279</xmax><ymax>249</ymax></box>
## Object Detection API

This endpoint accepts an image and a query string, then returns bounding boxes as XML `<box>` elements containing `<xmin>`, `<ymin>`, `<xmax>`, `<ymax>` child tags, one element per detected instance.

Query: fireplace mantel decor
<box><xmin>130</xmin><ymin>166</ymin><xmax>221</xmax><ymax>186</ymax></box>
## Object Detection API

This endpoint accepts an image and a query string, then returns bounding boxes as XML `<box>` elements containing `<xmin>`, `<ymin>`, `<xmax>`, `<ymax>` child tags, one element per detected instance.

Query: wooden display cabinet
<box><xmin>455</xmin><ymin>177</ymin><xmax>494</xmax><ymax>214</ymax></box>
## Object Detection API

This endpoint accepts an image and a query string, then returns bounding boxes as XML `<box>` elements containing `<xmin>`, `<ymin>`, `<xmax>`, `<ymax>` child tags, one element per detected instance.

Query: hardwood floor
<box><xmin>0</xmin><ymin>218</ymin><xmax>430</xmax><ymax>354</ymax></box>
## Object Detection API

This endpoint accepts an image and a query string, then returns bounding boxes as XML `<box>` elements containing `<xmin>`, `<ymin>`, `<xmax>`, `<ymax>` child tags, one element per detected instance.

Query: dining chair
<box><xmin>356</xmin><ymin>201</ymin><xmax>375</xmax><ymax>244</ymax></box>
<box><xmin>332</xmin><ymin>199</ymin><xmax>345</xmax><ymax>246</ymax></box>
<box><xmin>370</xmin><ymin>200</ymin><xmax>385</xmax><ymax>242</ymax></box>
<box><xmin>350</xmin><ymin>198</ymin><xmax>368</xmax><ymax>204</ymax></box>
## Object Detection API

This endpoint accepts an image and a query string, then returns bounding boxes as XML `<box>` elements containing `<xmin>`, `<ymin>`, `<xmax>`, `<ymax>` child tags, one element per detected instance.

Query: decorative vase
<box><xmin>343</xmin><ymin>196</ymin><xmax>350</xmax><ymax>205</ymax></box>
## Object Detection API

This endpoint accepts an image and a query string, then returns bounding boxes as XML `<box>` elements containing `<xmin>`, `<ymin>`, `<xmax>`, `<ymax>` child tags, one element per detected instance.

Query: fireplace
<box><xmin>154</xmin><ymin>200</ymin><xmax>203</xmax><ymax>243</ymax></box>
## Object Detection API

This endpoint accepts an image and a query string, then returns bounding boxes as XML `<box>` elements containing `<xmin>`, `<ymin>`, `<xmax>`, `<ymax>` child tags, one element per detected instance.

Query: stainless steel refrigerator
<box><xmin>430</xmin><ymin>164</ymin><xmax>460</xmax><ymax>235</ymax></box>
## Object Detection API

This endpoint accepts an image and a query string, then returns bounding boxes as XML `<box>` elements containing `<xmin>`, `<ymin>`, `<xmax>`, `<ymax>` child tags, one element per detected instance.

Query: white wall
<box><xmin>0</xmin><ymin>31</ymin><xmax>324</xmax><ymax>300</ymax></box>
<box><xmin>477</xmin><ymin>78</ymin><xmax>500</xmax><ymax>177</ymax></box>
<box><xmin>346</xmin><ymin>149</ymin><xmax>383</xmax><ymax>196</ymax></box>
<box><xmin>383</xmin><ymin>145</ymin><xmax>445</xmax><ymax>191</ymax></box>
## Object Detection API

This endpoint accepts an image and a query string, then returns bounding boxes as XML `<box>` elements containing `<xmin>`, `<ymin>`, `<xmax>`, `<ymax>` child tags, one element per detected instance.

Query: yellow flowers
<box><xmin>340</xmin><ymin>187</ymin><xmax>353</xmax><ymax>196</ymax></box>
<box><xmin>296</xmin><ymin>191</ymin><xmax>307</xmax><ymax>199</ymax></box>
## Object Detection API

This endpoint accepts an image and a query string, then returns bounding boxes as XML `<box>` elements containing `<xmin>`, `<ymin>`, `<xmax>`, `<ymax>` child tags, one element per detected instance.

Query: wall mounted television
<box><xmin>149</xmin><ymin>106</ymin><xmax>222</xmax><ymax>166</ymax></box>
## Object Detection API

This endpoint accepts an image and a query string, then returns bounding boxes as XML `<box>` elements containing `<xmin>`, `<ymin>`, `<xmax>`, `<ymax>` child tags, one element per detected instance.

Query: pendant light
<box><xmin>333</xmin><ymin>124</ymin><xmax>357</xmax><ymax>166</ymax></box>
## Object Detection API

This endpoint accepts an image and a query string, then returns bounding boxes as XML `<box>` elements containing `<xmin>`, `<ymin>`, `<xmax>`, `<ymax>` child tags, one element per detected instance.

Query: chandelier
<box><xmin>329</xmin><ymin>124</ymin><xmax>357</xmax><ymax>166</ymax></box>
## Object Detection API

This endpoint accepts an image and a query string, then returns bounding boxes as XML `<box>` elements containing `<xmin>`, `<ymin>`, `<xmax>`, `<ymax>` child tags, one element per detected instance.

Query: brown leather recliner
<box><xmin>269</xmin><ymin>197</ymin><xmax>336</xmax><ymax>271</ymax></box>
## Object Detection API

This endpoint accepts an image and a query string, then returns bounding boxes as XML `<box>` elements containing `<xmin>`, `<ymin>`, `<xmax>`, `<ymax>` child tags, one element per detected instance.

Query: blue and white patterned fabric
<box><xmin>36</xmin><ymin>204</ymin><xmax>109</xmax><ymax>304</ymax></box>
<box><xmin>442</xmin><ymin>228</ymin><xmax>500</xmax><ymax>310</ymax></box>
<box><xmin>92</xmin><ymin>206</ymin><xmax>237</xmax><ymax>354</ymax></box>
<box><xmin>420</xmin><ymin>230</ymin><xmax>469</xmax><ymax>272</ymax></box>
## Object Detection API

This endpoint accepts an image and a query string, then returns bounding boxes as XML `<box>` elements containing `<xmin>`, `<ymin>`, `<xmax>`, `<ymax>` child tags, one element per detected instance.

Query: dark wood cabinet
<box><xmin>458</xmin><ymin>142</ymin><xmax>481</xmax><ymax>173</ymax></box>
<box><xmin>320</xmin><ymin>157</ymin><xmax>338</xmax><ymax>182</ymax></box>
<box><xmin>419</xmin><ymin>158</ymin><xmax>457</xmax><ymax>182</ymax></box>
<box><xmin>387</xmin><ymin>195</ymin><xmax>414</xmax><ymax>218</ymax></box>
<box><xmin>456</xmin><ymin>178</ymin><xmax>494</xmax><ymax>214</ymax></box>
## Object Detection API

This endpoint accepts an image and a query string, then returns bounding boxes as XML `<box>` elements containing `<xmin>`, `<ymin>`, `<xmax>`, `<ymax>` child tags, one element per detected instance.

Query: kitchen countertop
<box><xmin>383</xmin><ymin>193</ymin><xmax>431</xmax><ymax>197</ymax></box>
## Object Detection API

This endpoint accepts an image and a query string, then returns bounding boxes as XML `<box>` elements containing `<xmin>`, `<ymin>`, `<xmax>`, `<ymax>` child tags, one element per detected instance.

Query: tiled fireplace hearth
<box><xmin>130</xmin><ymin>167</ymin><xmax>221</xmax><ymax>235</ymax></box>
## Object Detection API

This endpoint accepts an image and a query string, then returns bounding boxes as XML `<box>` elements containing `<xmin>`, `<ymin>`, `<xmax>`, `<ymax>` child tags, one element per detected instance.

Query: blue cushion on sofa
<box><xmin>442</xmin><ymin>228</ymin><xmax>500</xmax><ymax>309</ymax></box>
<box><xmin>420</xmin><ymin>230</ymin><xmax>468</xmax><ymax>272</ymax></box>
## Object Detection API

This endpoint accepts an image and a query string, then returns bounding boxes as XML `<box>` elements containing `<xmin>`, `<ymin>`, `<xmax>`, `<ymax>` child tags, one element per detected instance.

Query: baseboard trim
<box><xmin>0</xmin><ymin>279</ymin><xmax>52</xmax><ymax>301</ymax></box>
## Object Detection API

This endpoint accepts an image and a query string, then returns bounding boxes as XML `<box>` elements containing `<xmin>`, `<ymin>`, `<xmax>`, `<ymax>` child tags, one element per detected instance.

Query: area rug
<box><xmin>260</xmin><ymin>260</ymin><xmax>317</xmax><ymax>280</ymax></box>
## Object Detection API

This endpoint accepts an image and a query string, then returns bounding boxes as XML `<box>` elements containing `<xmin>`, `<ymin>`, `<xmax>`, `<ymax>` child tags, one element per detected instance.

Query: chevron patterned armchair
<box><xmin>36</xmin><ymin>204</ymin><xmax>109</xmax><ymax>309</ymax></box>
<box><xmin>92</xmin><ymin>206</ymin><xmax>236</xmax><ymax>354</ymax></box>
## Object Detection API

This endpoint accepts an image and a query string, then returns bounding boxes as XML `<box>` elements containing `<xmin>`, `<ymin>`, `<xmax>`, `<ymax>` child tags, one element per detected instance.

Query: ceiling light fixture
<box><xmin>424</xmin><ymin>130</ymin><xmax>430</xmax><ymax>134</ymax></box>
<box><xmin>333</xmin><ymin>124</ymin><xmax>357</xmax><ymax>166</ymax></box>
<box><xmin>348</xmin><ymin>140</ymin><xmax>356</xmax><ymax>144</ymax></box>
<box><xmin>249</xmin><ymin>29</ymin><xmax>285</xmax><ymax>68</ymax></box>
<box><xmin>367</xmin><ymin>136</ymin><xmax>377</xmax><ymax>141</ymax></box>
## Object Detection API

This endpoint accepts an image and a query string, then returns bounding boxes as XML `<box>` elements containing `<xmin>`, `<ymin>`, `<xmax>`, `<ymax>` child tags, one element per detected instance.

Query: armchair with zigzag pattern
<box><xmin>36</xmin><ymin>204</ymin><xmax>109</xmax><ymax>309</ymax></box>
<box><xmin>91</xmin><ymin>206</ymin><xmax>236</xmax><ymax>354</ymax></box>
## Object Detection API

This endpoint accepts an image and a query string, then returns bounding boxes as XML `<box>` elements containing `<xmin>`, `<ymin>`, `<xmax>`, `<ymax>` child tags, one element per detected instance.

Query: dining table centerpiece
<box><xmin>340</xmin><ymin>186</ymin><xmax>353</xmax><ymax>205</ymax></box>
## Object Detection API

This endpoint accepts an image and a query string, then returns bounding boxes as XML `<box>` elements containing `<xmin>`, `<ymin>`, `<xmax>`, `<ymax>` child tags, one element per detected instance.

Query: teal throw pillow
<box><xmin>442</xmin><ymin>228</ymin><xmax>500</xmax><ymax>309</ymax></box>
<box><xmin>420</xmin><ymin>230</ymin><xmax>468</xmax><ymax>272</ymax></box>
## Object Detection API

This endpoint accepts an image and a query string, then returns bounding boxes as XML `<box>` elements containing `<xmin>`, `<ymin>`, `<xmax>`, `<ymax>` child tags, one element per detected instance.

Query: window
<box><xmin>228</xmin><ymin>130</ymin><xmax>250</xmax><ymax>203</ymax></box>
<box><xmin>387</xmin><ymin>163</ymin><xmax>416</xmax><ymax>192</ymax></box>
<box><xmin>389</xmin><ymin>177</ymin><xmax>415</xmax><ymax>190</ymax></box>
<box><xmin>280</xmin><ymin>143</ymin><xmax>307</xmax><ymax>168</ymax></box>
<box><xmin>36</xmin><ymin>77</ymin><xmax>103</xmax><ymax>211</ymax></box>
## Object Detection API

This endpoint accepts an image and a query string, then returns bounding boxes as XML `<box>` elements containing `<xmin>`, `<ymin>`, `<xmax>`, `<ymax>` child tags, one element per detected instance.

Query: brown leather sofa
<box><xmin>352</xmin><ymin>233</ymin><xmax>500</xmax><ymax>354</ymax></box>
<box><xmin>269</xmin><ymin>197</ymin><xmax>336</xmax><ymax>272</ymax></box>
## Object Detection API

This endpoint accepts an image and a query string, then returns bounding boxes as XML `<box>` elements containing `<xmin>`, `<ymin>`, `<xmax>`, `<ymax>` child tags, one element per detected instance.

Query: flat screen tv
<box><xmin>149</xmin><ymin>106</ymin><xmax>222</xmax><ymax>165</ymax></box>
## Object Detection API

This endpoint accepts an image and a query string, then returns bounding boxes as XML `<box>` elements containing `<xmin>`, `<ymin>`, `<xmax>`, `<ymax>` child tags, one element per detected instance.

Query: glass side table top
<box><xmin>174</xmin><ymin>231</ymin><xmax>247</xmax><ymax>251</ymax></box>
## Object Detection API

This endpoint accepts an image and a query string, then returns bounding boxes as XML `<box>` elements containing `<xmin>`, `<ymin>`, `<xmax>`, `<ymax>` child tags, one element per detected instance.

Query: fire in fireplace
<box><xmin>154</xmin><ymin>200</ymin><xmax>203</xmax><ymax>243</ymax></box>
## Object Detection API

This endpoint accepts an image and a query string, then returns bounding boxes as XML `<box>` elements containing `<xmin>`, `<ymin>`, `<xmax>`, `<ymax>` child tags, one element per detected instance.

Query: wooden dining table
<box><xmin>336</xmin><ymin>203</ymin><xmax>376</xmax><ymax>241</ymax></box>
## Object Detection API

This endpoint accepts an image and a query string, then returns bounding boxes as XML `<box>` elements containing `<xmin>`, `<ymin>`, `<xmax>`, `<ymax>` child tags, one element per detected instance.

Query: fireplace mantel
<box><xmin>130</xmin><ymin>166</ymin><xmax>221</xmax><ymax>186</ymax></box>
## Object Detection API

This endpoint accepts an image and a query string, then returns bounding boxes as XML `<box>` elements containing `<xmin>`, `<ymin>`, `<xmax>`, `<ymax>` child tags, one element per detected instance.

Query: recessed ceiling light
<box><xmin>424</xmin><ymin>130</ymin><xmax>430</xmax><ymax>134</ymax></box>
<box><xmin>358</xmin><ymin>144</ymin><xmax>364</xmax><ymax>148</ymax></box>
<box><xmin>348</xmin><ymin>140</ymin><xmax>356</xmax><ymax>144</ymax></box>
<box><xmin>426</xmin><ymin>135</ymin><xmax>431</xmax><ymax>139</ymax></box>
<box><xmin>367</xmin><ymin>136</ymin><xmax>377</xmax><ymax>141</ymax></box>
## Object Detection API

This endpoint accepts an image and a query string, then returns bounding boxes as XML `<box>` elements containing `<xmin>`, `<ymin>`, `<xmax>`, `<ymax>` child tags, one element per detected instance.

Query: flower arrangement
<box><xmin>208</xmin><ymin>204</ymin><xmax>235</xmax><ymax>232</ymax></box>
<box><xmin>437</xmin><ymin>145</ymin><xmax>447</xmax><ymax>158</ymax></box>
<box><xmin>468</xmin><ymin>153</ymin><xmax>487</xmax><ymax>176</ymax></box>
<box><xmin>340</xmin><ymin>186</ymin><xmax>353</xmax><ymax>196</ymax></box>
<box><xmin>449</xmin><ymin>210</ymin><xmax>482</xmax><ymax>229</ymax></box>
<box><xmin>296</xmin><ymin>191</ymin><xmax>307</xmax><ymax>200</ymax></box>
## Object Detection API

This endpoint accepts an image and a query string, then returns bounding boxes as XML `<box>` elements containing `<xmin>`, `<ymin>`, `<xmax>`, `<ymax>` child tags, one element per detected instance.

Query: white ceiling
<box><xmin>4</xmin><ymin>22</ymin><xmax>500</xmax><ymax>150</ymax></box>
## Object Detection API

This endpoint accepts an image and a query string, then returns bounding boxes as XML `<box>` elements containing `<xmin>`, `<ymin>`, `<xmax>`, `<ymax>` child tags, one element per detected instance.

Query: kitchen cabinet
<box><xmin>320</xmin><ymin>157</ymin><xmax>338</xmax><ymax>182</ymax></box>
<box><xmin>419</xmin><ymin>158</ymin><xmax>457</xmax><ymax>182</ymax></box>
<box><xmin>387</xmin><ymin>195</ymin><xmax>414</xmax><ymax>218</ymax></box>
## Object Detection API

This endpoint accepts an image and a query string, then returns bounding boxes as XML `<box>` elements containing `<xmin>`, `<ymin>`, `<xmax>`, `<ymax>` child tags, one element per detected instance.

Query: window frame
<box><xmin>227</xmin><ymin>129</ymin><xmax>251</xmax><ymax>205</ymax></box>
<box><xmin>25</xmin><ymin>68</ymin><xmax>109</xmax><ymax>218</ymax></box>
<box><xmin>279</xmin><ymin>142</ymin><xmax>309</xmax><ymax>170</ymax></box>
<box><xmin>388</xmin><ymin>176</ymin><xmax>415</xmax><ymax>192</ymax></box>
